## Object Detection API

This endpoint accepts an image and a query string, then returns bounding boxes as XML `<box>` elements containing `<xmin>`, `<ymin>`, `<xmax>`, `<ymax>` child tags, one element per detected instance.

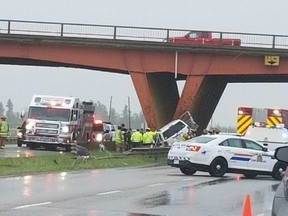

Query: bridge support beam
<box><xmin>175</xmin><ymin>75</ymin><xmax>227</xmax><ymax>134</ymax></box>
<box><xmin>130</xmin><ymin>71</ymin><xmax>179</xmax><ymax>130</ymax></box>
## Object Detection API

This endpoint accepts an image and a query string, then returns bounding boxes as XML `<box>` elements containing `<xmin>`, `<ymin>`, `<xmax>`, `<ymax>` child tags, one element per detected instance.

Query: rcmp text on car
<box><xmin>167</xmin><ymin>134</ymin><xmax>287</xmax><ymax>180</ymax></box>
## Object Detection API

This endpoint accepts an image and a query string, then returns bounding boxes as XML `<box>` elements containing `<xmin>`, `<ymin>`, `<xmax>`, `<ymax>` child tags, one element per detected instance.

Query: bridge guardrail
<box><xmin>0</xmin><ymin>19</ymin><xmax>288</xmax><ymax>49</ymax></box>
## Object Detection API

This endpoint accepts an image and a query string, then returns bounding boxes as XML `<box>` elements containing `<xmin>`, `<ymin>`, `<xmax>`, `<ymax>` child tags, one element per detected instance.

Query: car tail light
<box><xmin>186</xmin><ymin>145</ymin><xmax>201</xmax><ymax>151</ymax></box>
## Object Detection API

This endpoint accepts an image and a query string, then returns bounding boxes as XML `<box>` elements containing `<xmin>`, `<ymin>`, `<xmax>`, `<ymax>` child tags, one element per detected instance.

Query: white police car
<box><xmin>167</xmin><ymin>134</ymin><xmax>286</xmax><ymax>180</ymax></box>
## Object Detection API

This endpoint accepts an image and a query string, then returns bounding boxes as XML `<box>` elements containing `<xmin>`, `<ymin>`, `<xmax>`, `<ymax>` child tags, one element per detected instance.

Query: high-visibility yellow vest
<box><xmin>0</xmin><ymin>121</ymin><xmax>9</xmax><ymax>137</ymax></box>
<box><xmin>143</xmin><ymin>131</ymin><xmax>154</xmax><ymax>144</ymax></box>
<box><xmin>131</xmin><ymin>131</ymin><xmax>143</xmax><ymax>142</ymax></box>
<box><xmin>114</xmin><ymin>129</ymin><xmax>123</xmax><ymax>145</ymax></box>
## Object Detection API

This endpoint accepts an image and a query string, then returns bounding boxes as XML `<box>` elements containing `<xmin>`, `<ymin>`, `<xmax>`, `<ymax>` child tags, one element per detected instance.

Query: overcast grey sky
<box><xmin>1</xmin><ymin>0</ymin><xmax>288</xmax><ymax>127</ymax></box>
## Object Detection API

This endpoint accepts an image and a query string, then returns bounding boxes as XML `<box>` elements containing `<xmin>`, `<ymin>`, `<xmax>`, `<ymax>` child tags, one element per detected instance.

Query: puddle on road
<box><xmin>138</xmin><ymin>176</ymin><xmax>279</xmax><ymax>209</ymax></box>
<box><xmin>138</xmin><ymin>191</ymin><xmax>170</xmax><ymax>207</ymax></box>
<box><xmin>192</xmin><ymin>176</ymin><xmax>235</xmax><ymax>188</ymax></box>
<box><xmin>127</xmin><ymin>213</ymin><xmax>162</xmax><ymax>216</ymax></box>
<box><xmin>138</xmin><ymin>177</ymin><xmax>234</xmax><ymax>208</ymax></box>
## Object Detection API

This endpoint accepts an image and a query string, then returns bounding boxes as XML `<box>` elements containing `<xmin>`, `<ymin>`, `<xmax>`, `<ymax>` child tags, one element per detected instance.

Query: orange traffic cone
<box><xmin>242</xmin><ymin>194</ymin><xmax>252</xmax><ymax>216</ymax></box>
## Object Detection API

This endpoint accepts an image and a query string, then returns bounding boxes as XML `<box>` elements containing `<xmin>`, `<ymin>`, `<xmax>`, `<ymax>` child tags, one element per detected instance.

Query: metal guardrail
<box><xmin>0</xmin><ymin>19</ymin><xmax>288</xmax><ymax>49</ymax></box>
<box><xmin>127</xmin><ymin>147</ymin><xmax>170</xmax><ymax>155</ymax></box>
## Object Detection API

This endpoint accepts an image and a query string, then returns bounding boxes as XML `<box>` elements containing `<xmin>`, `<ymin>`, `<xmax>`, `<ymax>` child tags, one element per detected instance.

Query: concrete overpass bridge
<box><xmin>1</xmin><ymin>19</ymin><xmax>288</xmax><ymax>132</ymax></box>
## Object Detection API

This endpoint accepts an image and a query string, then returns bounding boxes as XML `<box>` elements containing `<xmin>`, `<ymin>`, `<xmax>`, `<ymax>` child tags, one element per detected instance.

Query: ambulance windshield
<box><xmin>28</xmin><ymin>107</ymin><xmax>70</xmax><ymax>122</ymax></box>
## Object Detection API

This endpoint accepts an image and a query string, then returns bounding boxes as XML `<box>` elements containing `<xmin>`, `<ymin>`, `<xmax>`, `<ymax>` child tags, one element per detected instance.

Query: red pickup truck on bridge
<box><xmin>168</xmin><ymin>31</ymin><xmax>241</xmax><ymax>46</ymax></box>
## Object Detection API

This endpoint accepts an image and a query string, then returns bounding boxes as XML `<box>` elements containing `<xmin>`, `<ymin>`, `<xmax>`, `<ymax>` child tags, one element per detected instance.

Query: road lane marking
<box><xmin>181</xmin><ymin>178</ymin><xmax>193</xmax><ymax>181</ymax></box>
<box><xmin>14</xmin><ymin>201</ymin><xmax>52</xmax><ymax>209</ymax></box>
<box><xmin>97</xmin><ymin>190</ymin><xmax>121</xmax><ymax>195</ymax></box>
<box><xmin>147</xmin><ymin>183</ymin><xmax>165</xmax><ymax>187</ymax></box>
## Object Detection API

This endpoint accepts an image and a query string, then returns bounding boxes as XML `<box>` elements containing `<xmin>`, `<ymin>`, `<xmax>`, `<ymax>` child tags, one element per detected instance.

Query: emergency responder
<box><xmin>142</xmin><ymin>128</ymin><xmax>155</xmax><ymax>148</ymax></box>
<box><xmin>0</xmin><ymin>116</ymin><xmax>9</xmax><ymax>149</ymax></box>
<box><xmin>114</xmin><ymin>125</ymin><xmax>125</xmax><ymax>153</ymax></box>
<box><xmin>124</xmin><ymin>128</ymin><xmax>132</xmax><ymax>150</ymax></box>
<box><xmin>130</xmin><ymin>129</ymin><xmax>143</xmax><ymax>147</ymax></box>
<box><xmin>179</xmin><ymin>133</ymin><xmax>189</xmax><ymax>141</ymax></box>
<box><xmin>121</xmin><ymin>123</ymin><xmax>127</xmax><ymax>131</ymax></box>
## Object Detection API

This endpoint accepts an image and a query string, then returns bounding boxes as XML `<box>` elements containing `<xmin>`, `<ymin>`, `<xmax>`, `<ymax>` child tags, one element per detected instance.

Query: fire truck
<box><xmin>23</xmin><ymin>95</ymin><xmax>95</xmax><ymax>151</ymax></box>
<box><xmin>237</xmin><ymin>107</ymin><xmax>288</xmax><ymax>135</ymax></box>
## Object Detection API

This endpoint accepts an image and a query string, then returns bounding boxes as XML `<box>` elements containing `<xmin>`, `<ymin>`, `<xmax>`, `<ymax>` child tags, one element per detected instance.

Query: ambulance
<box><xmin>244</xmin><ymin>123</ymin><xmax>288</xmax><ymax>151</ymax></box>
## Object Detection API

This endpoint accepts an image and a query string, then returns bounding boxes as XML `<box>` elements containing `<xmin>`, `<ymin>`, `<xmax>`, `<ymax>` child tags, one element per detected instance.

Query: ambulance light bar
<box><xmin>273</xmin><ymin>109</ymin><xmax>280</xmax><ymax>116</ymax></box>
<box><xmin>276</xmin><ymin>124</ymin><xmax>285</xmax><ymax>129</ymax></box>
<box><xmin>254</xmin><ymin>122</ymin><xmax>267</xmax><ymax>127</ymax></box>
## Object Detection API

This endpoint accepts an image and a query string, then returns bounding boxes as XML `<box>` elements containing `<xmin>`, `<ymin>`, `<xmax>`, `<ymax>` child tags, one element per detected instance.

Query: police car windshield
<box><xmin>188</xmin><ymin>136</ymin><xmax>216</xmax><ymax>143</ymax></box>
<box><xmin>28</xmin><ymin>107</ymin><xmax>70</xmax><ymax>122</ymax></box>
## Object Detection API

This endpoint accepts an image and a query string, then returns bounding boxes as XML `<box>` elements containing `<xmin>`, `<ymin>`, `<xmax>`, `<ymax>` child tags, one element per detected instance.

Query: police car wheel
<box><xmin>209</xmin><ymin>157</ymin><xmax>228</xmax><ymax>177</ymax></box>
<box><xmin>272</xmin><ymin>161</ymin><xmax>287</xmax><ymax>180</ymax></box>
<box><xmin>180</xmin><ymin>167</ymin><xmax>197</xmax><ymax>175</ymax></box>
<box><xmin>243</xmin><ymin>173</ymin><xmax>257</xmax><ymax>179</ymax></box>
<box><xmin>65</xmin><ymin>145</ymin><xmax>72</xmax><ymax>152</ymax></box>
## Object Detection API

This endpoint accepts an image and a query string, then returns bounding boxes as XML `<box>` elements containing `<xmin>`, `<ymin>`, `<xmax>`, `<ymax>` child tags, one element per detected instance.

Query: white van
<box><xmin>156</xmin><ymin>111</ymin><xmax>198</xmax><ymax>147</ymax></box>
<box><xmin>156</xmin><ymin>119</ymin><xmax>190</xmax><ymax>146</ymax></box>
<box><xmin>244</xmin><ymin>124</ymin><xmax>288</xmax><ymax>151</ymax></box>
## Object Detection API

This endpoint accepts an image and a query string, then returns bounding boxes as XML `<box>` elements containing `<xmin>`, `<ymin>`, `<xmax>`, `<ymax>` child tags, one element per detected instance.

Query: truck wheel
<box><xmin>272</xmin><ymin>162</ymin><xmax>287</xmax><ymax>180</ymax></box>
<box><xmin>65</xmin><ymin>145</ymin><xmax>72</xmax><ymax>152</ymax></box>
<box><xmin>209</xmin><ymin>157</ymin><xmax>228</xmax><ymax>177</ymax></box>
<box><xmin>180</xmin><ymin>167</ymin><xmax>197</xmax><ymax>175</ymax></box>
<box><xmin>17</xmin><ymin>141</ymin><xmax>22</xmax><ymax>147</ymax></box>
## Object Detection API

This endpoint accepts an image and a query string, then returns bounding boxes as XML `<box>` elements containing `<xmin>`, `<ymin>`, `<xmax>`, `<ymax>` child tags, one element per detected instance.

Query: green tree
<box><xmin>94</xmin><ymin>101</ymin><xmax>109</xmax><ymax>121</ymax></box>
<box><xmin>131</xmin><ymin>111</ymin><xmax>146</xmax><ymax>129</ymax></box>
<box><xmin>119</xmin><ymin>105</ymin><xmax>129</xmax><ymax>128</ymax></box>
<box><xmin>0</xmin><ymin>102</ymin><xmax>4</xmax><ymax>116</ymax></box>
<box><xmin>6</xmin><ymin>99</ymin><xmax>14</xmax><ymax>119</ymax></box>
<box><xmin>109</xmin><ymin>108</ymin><xmax>119</xmax><ymax>124</ymax></box>
<box><xmin>5</xmin><ymin>99</ymin><xmax>21</xmax><ymax>128</ymax></box>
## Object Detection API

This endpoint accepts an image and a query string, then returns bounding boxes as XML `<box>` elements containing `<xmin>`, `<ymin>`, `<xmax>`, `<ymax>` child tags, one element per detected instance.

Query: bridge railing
<box><xmin>1</xmin><ymin>19</ymin><xmax>288</xmax><ymax>49</ymax></box>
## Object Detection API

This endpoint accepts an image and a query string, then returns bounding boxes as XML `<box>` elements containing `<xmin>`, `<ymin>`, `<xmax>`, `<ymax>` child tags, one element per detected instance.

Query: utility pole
<box><xmin>108</xmin><ymin>96</ymin><xmax>112</xmax><ymax>122</ymax></box>
<box><xmin>128</xmin><ymin>96</ymin><xmax>131</xmax><ymax>129</ymax></box>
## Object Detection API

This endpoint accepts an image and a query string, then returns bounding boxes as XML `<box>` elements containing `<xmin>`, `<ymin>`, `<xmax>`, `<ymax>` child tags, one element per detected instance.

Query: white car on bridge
<box><xmin>167</xmin><ymin>134</ymin><xmax>286</xmax><ymax>180</ymax></box>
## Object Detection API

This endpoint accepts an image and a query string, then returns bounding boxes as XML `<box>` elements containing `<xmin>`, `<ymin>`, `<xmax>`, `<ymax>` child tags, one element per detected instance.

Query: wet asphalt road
<box><xmin>0</xmin><ymin>151</ymin><xmax>279</xmax><ymax>216</ymax></box>
<box><xmin>0</xmin><ymin>144</ymin><xmax>64</xmax><ymax>158</ymax></box>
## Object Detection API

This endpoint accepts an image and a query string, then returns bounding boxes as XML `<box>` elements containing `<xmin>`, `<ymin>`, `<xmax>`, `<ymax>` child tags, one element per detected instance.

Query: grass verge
<box><xmin>0</xmin><ymin>150</ymin><xmax>167</xmax><ymax>177</ymax></box>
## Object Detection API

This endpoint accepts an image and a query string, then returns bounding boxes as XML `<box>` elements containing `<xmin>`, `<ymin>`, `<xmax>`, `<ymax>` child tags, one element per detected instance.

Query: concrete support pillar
<box><xmin>175</xmin><ymin>75</ymin><xmax>227</xmax><ymax>134</ymax></box>
<box><xmin>174</xmin><ymin>75</ymin><xmax>204</xmax><ymax>119</ymax></box>
<box><xmin>130</xmin><ymin>71</ymin><xmax>179</xmax><ymax>129</ymax></box>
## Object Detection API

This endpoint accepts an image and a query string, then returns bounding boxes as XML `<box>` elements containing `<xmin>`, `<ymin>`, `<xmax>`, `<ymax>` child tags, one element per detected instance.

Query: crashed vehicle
<box><xmin>155</xmin><ymin>111</ymin><xmax>198</xmax><ymax>147</ymax></box>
